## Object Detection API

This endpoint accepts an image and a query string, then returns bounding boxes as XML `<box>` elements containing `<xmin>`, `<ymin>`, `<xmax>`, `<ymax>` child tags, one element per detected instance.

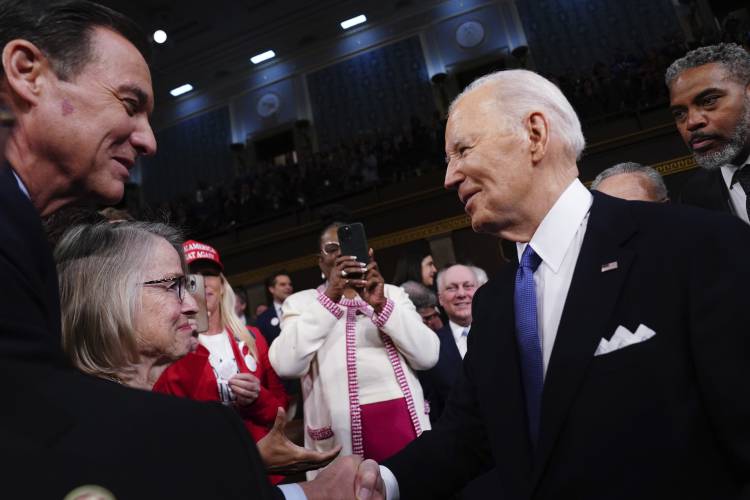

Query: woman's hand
<box><xmin>257</xmin><ymin>408</ymin><xmax>342</xmax><ymax>475</ymax></box>
<box><xmin>361</xmin><ymin>249</ymin><xmax>386</xmax><ymax>314</ymax></box>
<box><xmin>229</xmin><ymin>373</ymin><xmax>260</xmax><ymax>406</ymax></box>
<box><xmin>324</xmin><ymin>254</ymin><xmax>367</xmax><ymax>302</ymax></box>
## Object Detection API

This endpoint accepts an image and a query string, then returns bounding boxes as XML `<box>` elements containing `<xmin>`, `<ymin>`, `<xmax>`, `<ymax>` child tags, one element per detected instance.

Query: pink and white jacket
<box><xmin>268</xmin><ymin>284</ymin><xmax>439</xmax><ymax>477</ymax></box>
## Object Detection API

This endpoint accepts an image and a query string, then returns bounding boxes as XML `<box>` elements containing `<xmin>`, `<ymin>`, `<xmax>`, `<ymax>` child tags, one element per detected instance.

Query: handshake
<box><xmin>299</xmin><ymin>456</ymin><xmax>387</xmax><ymax>500</ymax></box>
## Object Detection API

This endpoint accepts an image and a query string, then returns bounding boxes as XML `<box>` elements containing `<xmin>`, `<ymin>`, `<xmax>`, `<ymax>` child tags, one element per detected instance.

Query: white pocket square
<box><xmin>594</xmin><ymin>324</ymin><xmax>655</xmax><ymax>356</ymax></box>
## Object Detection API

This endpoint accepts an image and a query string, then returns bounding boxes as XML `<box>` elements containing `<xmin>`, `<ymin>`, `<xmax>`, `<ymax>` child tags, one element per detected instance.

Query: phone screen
<box><xmin>187</xmin><ymin>274</ymin><xmax>209</xmax><ymax>333</ymax></box>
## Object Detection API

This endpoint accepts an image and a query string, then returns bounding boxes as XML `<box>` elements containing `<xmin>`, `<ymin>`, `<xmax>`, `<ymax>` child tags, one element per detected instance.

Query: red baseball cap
<box><xmin>182</xmin><ymin>240</ymin><xmax>223</xmax><ymax>271</ymax></box>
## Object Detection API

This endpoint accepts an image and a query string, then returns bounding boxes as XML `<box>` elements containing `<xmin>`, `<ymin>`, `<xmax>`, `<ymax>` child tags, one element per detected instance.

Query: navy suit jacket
<box><xmin>418</xmin><ymin>324</ymin><xmax>463</xmax><ymax>424</ymax></box>
<box><xmin>386</xmin><ymin>192</ymin><xmax>750</xmax><ymax>499</ymax></box>
<box><xmin>0</xmin><ymin>165</ymin><xmax>282</xmax><ymax>499</ymax></box>
<box><xmin>256</xmin><ymin>306</ymin><xmax>281</xmax><ymax>345</ymax></box>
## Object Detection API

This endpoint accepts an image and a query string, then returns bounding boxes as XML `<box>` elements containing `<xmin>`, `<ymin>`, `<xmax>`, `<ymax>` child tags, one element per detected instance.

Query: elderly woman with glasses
<box><xmin>58</xmin><ymin>222</ymin><xmax>339</xmax><ymax>476</ymax></box>
<box><xmin>59</xmin><ymin>222</ymin><xmax>199</xmax><ymax>387</ymax></box>
<box><xmin>153</xmin><ymin>240</ymin><xmax>304</xmax><ymax>483</ymax></box>
<box><xmin>269</xmin><ymin>222</ymin><xmax>439</xmax><ymax>476</ymax></box>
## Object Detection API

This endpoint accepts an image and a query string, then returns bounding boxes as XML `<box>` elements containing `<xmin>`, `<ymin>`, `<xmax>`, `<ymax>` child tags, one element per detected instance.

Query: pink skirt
<box><xmin>360</xmin><ymin>397</ymin><xmax>417</xmax><ymax>462</ymax></box>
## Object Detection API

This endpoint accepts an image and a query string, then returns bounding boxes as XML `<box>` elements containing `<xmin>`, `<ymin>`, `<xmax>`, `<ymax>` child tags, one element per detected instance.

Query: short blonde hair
<box><xmin>56</xmin><ymin>221</ymin><xmax>185</xmax><ymax>379</ymax></box>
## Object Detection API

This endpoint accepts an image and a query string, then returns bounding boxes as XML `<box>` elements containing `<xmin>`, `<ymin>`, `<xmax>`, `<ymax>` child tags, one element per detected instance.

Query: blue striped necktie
<box><xmin>514</xmin><ymin>245</ymin><xmax>543</xmax><ymax>447</ymax></box>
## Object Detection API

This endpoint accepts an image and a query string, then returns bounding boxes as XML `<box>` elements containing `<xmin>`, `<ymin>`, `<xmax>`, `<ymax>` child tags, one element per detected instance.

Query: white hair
<box><xmin>449</xmin><ymin>69</ymin><xmax>586</xmax><ymax>160</ymax></box>
<box><xmin>436</xmin><ymin>264</ymin><xmax>482</xmax><ymax>292</ymax></box>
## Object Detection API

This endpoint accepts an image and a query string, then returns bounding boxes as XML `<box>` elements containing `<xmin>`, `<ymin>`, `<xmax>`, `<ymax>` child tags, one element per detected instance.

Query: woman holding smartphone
<box><xmin>269</xmin><ymin>222</ymin><xmax>439</xmax><ymax>476</ymax></box>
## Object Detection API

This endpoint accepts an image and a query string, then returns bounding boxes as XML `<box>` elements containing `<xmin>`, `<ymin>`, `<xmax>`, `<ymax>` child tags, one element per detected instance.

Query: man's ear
<box><xmin>2</xmin><ymin>39</ymin><xmax>49</xmax><ymax>106</ymax></box>
<box><xmin>526</xmin><ymin>111</ymin><xmax>549</xmax><ymax>164</ymax></box>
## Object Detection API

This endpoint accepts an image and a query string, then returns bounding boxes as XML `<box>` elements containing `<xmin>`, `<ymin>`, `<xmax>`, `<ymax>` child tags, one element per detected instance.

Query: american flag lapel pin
<box><xmin>601</xmin><ymin>261</ymin><xmax>618</xmax><ymax>272</ymax></box>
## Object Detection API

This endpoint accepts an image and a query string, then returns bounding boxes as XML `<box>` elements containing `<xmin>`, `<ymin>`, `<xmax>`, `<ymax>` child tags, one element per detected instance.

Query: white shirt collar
<box><xmin>273</xmin><ymin>301</ymin><xmax>283</xmax><ymax>316</ymax></box>
<box><xmin>720</xmin><ymin>153</ymin><xmax>750</xmax><ymax>190</ymax></box>
<box><xmin>517</xmin><ymin>178</ymin><xmax>593</xmax><ymax>273</ymax></box>
<box><xmin>11</xmin><ymin>169</ymin><xmax>30</xmax><ymax>200</ymax></box>
<box><xmin>448</xmin><ymin>320</ymin><xmax>470</xmax><ymax>342</ymax></box>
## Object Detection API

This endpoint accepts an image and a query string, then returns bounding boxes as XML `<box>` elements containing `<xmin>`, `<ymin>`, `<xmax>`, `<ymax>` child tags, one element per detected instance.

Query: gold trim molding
<box><xmin>229</xmin><ymin>215</ymin><xmax>471</xmax><ymax>285</ymax></box>
<box><xmin>229</xmin><ymin>156</ymin><xmax>697</xmax><ymax>286</ymax></box>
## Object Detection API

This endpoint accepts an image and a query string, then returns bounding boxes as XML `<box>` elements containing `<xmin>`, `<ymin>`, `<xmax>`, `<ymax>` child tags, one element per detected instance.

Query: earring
<box><xmin>321</xmin><ymin>272</ymin><xmax>326</xmax><ymax>281</ymax></box>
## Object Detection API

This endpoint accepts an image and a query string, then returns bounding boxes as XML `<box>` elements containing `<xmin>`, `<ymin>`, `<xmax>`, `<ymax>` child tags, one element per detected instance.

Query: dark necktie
<box><xmin>731</xmin><ymin>166</ymin><xmax>750</xmax><ymax>218</ymax></box>
<box><xmin>514</xmin><ymin>245</ymin><xmax>544</xmax><ymax>447</ymax></box>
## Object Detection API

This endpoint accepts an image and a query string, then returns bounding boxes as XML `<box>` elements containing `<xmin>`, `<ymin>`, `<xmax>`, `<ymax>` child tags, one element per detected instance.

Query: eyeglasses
<box><xmin>321</xmin><ymin>241</ymin><xmax>340</xmax><ymax>255</ymax></box>
<box><xmin>142</xmin><ymin>275</ymin><xmax>187</xmax><ymax>303</ymax></box>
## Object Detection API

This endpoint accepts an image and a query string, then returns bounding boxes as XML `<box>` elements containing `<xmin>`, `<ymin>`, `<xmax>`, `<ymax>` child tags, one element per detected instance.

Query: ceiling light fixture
<box><xmin>170</xmin><ymin>84</ymin><xmax>193</xmax><ymax>97</ymax></box>
<box><xmin>340</xmin><ymin>14</ymin><xmax>367</xmax><ymax>30</ymax></box>
<box><xmin>250</xmin><ymin>50</ymin><xmax>276</xmax><ymax>64</ymax></box>
<box><xmin>153</xmin><ymin>29</ymin><xmax>167</xmax><ymax>44</ymax></box>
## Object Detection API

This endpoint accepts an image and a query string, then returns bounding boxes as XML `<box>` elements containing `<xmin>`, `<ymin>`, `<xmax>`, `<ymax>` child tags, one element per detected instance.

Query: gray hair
<box><xmin>400</xmin><ymin>281</ymin><xmax>438</xmax><ymax>309</ymax></box>
<box><xmin>469</xmin><ymin>266</ymin><xmax>488</xmax><ymax>286</ymax></box>
<box><xmin>449</xmin><ymin>69</ymin><xmax>586</xmax><ymax>160</ymax></box>
<box><xmin>55</xmin><ymin>221</ymin><xmax>185</xmax><ymax>379</ymax></box>
<box><xmin>436</xmin><ymin>264</ymin><xmax>482</xmax><ymax>292</ymax></box>
<box><xmin>665</xmin><ymin>43</ymin><xmax>750</xmax><ymax>88</ymax></box>
<box><xmin>591</xmin><ymin>162</ymin><xmax>668</xmax><ymax>202</ymax></box>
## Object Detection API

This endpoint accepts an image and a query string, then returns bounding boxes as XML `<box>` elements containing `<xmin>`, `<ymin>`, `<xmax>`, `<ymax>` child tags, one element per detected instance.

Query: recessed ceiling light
<box><xmin>340</xmin><ymin>14</ymin><xmax>367</xmax><ymax>30</ymax></box>
<box><xmin>169</xmin><ymin>84</ymin><xmax>193</xmax><ymax>97</ymax></box>
<box><xmin>153</xmin><ymin>29</ymin><xmax>167</xmax><ymax>44</ymax></box>
<box><xmin>250</xmin><ymin>50</ymin><xmax>276</xmax><ymax>64</ymax></box>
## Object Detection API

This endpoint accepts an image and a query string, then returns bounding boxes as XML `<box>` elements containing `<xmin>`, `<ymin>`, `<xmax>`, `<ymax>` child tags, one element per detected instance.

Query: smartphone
<box><xmin>338</xmin><ymin>222</ymin><xmax>369</xmax><ymax>267</ymax></box>
<box><xmin>187</xmin><ymin>273</ymin><xmax>209</xmax><ymax>333</ymax></box>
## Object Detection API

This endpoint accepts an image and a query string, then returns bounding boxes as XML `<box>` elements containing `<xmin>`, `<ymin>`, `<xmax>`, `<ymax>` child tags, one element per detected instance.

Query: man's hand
<box><xmin>229</xmin><ymin>373</ymin><xmax>260</xmax><ymax>406</ymax></box>
<box><xmin>355</xmin><ymin>459</ymin><xmax>385</xmax><ymax>500</ymax></box>
<box><xmin>299</xmin><ymin>455</ymin><xmax>362</xmax><ymax>500</ymax></box>
<box><xmin>257</xmin><ymin>408</ymin><xmax>341</xmax><ymax>475</ymax></box>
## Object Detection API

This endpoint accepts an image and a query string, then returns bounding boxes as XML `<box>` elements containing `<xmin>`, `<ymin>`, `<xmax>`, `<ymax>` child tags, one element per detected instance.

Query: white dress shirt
<box><xmin>516</xmin><ymin>178</ymin><xmax>592</xmax><ymax>376</ymax></box>
<box><xmin>720</xmin><ymin>154</ymin><xmax>750</xmax><ymax>225</ymax></box>
<box><xmin>11</xmin><ymin>169</ymin><xmax>30</xmax><ymax>199</ymax></box>
<box><xmin>448</xmin><ymin>320</ymin><xmax>471</xmax><ymax>359</ymax></box>
<box><xmin>381</xmin><ymin>179</ymin><xmax>593</xmax><ymax>499</ymax></box>
<box><xmin>274</xmin><ymin>301</ymin><xmax>283</xmax><ymax>319</ymax></box>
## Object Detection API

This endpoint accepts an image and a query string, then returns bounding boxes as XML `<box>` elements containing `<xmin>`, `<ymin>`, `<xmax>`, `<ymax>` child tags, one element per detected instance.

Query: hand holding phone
<box><xmin>360</xmin><ymin>249</ymin><xmax>386</xmax><ymax>313</ymax></box>
<box><xmin>337</xmin><ymin>223</ymin><xmax>369</xmax><ymax>268</ymax></box>
<box><xmin>187</xmin><ymin>274</ymin><xmax>209</xmax><ymax>333</ymax></box>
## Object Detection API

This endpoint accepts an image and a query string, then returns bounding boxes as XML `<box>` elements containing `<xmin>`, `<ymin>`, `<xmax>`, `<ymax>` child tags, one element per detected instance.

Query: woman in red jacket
<box><xmin>153</xmin><ymin>240</ymin><xmax>289</xmax><ymax>482</ymax></box>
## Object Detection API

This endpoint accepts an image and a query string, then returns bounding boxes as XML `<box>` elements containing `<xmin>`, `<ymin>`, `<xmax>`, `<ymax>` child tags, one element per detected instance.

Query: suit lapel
<box><xmin>530</xmin><ymin>193</ymin><xmax>637</xmax><ymax>489</ymax></box>
<box><xmin>437</xmin><ymin>325</ymin><xmax>462</xmax><ymax>371</ymax></box>
<box><xmin>482</xmin><ymin>269</ymin><xmax>535</xmax><ymax>495</ymax></box>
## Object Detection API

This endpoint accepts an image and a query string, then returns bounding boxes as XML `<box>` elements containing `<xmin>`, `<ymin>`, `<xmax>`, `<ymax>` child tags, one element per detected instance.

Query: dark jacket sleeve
<box><xmin>384</xmin><ymin>288</ymin><xmax>494</xmax><ymax>499</ymax></box>
<box><xmin>687</xmin><ymin>214</ymin><xmax>750</xmax><ymax>496</ymax></box>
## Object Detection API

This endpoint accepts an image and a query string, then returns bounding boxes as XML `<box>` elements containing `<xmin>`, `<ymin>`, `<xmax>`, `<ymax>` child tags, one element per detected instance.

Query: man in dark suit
<box><xmin>419</xmin><ymin>264</ymin><xmax>478</xmax><ymax>424</ymax></box>
<box><xmin>666</xmin><ymin>43</ymin><xmax>750</xmax><ymax>223</ymax></box>
<box><xmin>0</xmin><ymin>2</ymin><xmax>355</xmax><ymax>498</ymax></box>
<box><xmin>352</xmin><ymin>69</ymin><xmax>750</xmax><ymax>500</ymax></box>
<box><xmin>257</xmin><ymin>271</ymin><xmax>293</xmax><ymax>345</ymax></box>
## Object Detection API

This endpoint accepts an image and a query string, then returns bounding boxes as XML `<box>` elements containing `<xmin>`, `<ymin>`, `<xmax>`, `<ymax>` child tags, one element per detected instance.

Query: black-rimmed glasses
<box><xmin>142</xmin><ymin>275</ymin><xmax>187</xmax><ymax>302</ymax></box>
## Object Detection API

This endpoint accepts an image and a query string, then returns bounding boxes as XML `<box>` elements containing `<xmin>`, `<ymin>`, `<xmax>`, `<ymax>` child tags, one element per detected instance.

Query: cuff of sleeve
<box><xmin>278</xmin><ymin>483</ymin><xmax>307</xmax><ymax>500</ymax></box>
<box><xmin>371</xmin><ymin>298</ymin><xmax>394</xmax><ymax>328</ymax></box>
<box><xmin>317</xmin><ymin>293</ymin><xmax>344</xmax><ymax>319</ymax></box>
<box><xmin>380</xmin><ymin>465</ymin><xmax>400</xmax><ymax>500</ymax></box>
